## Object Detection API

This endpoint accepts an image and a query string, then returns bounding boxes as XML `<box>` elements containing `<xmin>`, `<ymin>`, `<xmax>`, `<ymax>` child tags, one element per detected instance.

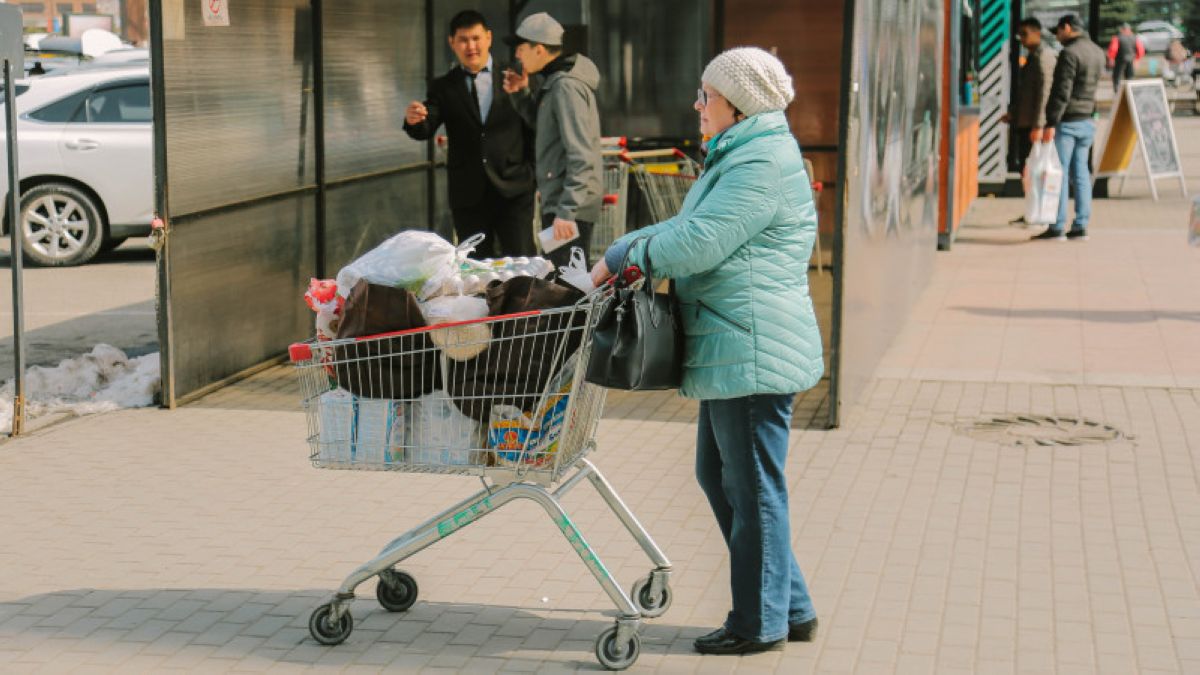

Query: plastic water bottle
<box><xmin>1191</xmin><ymin>195</ymin><xmax>1200</xmax><ymax>247</ymax></box>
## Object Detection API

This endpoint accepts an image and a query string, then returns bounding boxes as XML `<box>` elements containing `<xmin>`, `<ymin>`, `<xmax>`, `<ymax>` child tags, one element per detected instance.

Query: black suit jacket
<box><xmin>404</xmin><ymin>64</ymin><xmax>535</xmax><ymax>209</ymax></box>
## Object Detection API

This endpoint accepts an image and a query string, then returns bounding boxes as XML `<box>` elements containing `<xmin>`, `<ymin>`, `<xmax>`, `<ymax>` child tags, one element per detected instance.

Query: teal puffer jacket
<box><xmin>613</xmin><ymin>111</ymin><xmax>823</xmax><ymax>400</ymax></box>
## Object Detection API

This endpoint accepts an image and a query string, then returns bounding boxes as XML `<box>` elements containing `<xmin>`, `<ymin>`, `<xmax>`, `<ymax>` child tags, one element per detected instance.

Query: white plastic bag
<box><xmin>557</xmin><ymin>247</ymin><xmax>594</xmax><ymax>293</ymax></box>
<box><xmin>408</xmin><ymin>392</ymin><xmax>483</xmax><ymax>466</ymax></box>
<box><xmin>418</xmin><ymin>233</ymin><xmax>487</xmax><ymax>300</ymax></box>
<box><xmin>420</xmin><ymin>295</ymin><xmax>491</xmax><ymax>361</ymax></box>
<box><xmin>1024</xmin><ymin>142</ymin><xmax>1063</xmax><ymax>225</ymax></box>
<box><xmin>336</xmin><ymin>231</ymin><xmax>457</xmax><ymax>298</ymax></box>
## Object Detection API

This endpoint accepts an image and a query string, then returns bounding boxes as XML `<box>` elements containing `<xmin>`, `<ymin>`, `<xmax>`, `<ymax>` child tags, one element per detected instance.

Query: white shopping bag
<box><xmin>336</xmin><ymin>230</ymin><xmax>458</xmax><ymax>298</ymax></box>
<box><xmin>1024</xmin><ymin>142</ymin><xmax>1063</xmax><ymax>226</ymax></box>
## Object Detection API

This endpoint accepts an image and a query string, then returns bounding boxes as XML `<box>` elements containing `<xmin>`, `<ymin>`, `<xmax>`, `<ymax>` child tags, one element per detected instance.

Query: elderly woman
<box><xmin>592</xmin><ymin>47</ymin><xmax>823</xmax><ymax>655</ymax></box>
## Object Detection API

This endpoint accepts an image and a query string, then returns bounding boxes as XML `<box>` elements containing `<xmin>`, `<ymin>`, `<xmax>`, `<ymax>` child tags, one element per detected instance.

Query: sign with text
<box><xmin>1096</xmin><ymin>79</ymin><xmax>1187</xmax><ymax>201</ymax></box>
<box><xmin>0</xmin><ymin>5</ymin><xmax>24</xmax><ymax>69</ymax></box>
<box><xmin>202</xmin><ymin>0</ymin><xmax>231</xmax><ymax>27</ymax></box>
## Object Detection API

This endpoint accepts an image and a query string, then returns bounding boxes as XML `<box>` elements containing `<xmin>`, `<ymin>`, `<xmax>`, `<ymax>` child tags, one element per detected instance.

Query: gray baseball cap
<box><xmin>504</xmin><ymin>12</ymin><xmax>564</xmax><ymax>47</ymax></box>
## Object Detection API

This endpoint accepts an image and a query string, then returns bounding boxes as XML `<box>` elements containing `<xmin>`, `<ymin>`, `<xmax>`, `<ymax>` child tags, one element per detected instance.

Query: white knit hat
<box><xmin>701</xmin><ymin>47</ymin><xmax>794</xmax><ymax>118</ymax></box>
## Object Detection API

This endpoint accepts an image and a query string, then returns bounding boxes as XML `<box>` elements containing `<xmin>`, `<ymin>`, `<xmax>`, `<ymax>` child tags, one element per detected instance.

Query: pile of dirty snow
<box><xmin>0</xmin><ymin>345</ymin><xmax>160</xmax><ymax>434</ymax></box>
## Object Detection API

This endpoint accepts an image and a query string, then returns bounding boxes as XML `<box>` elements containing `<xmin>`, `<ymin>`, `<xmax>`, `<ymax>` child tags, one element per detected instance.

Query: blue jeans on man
<box><xmin>1052</xmin><ymin>119</ymin><xmax>1096</xmax><ymax>234</ymax></box>
<box><xmin>695</xmin><ymin>394</ymin><xmax>816</xmax><ymax>643</ymax></box>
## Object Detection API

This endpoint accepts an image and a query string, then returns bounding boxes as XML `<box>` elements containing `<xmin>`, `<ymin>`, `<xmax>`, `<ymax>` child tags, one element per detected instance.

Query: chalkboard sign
<box><xmin>1130</xmin><ymin>81</ymin><xmax>1180</xmax><ymax>175</ymax></box>
<box><xmin>1095</xmin><ymin>79</ymin><xmax>1187</xmax><ymax>201</ymax></box>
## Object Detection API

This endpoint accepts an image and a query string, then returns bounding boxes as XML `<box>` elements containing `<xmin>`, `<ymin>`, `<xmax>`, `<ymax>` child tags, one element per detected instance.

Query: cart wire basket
<box><xmin>627</xmin><ymin>148</ymin><xmax>702</xmax><ymax>224</ymax></box>
<box><xmin>289</xmin><ymin>289</ymin><xmax>672</xmax><ymax>670</ymax></box>
<box><xmin>590</xmin><ymin>154</ymin><xmax>632</xmax><ymax>262</ymax></box>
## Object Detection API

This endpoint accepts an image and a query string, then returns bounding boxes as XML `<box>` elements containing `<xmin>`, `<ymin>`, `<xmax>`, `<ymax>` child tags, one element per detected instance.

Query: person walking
<box><xmin>592</xmin><ymin>47</ymin><xmax>823</xmax><ymax>656</ymax></box>
<box><xmin>501</xmin><ymin>12</ymin><xmax>603</xmax><ymax>268</ymax></box>
<box><xmin>1107</xmin><ymin>23</ymin><xmax>1145</xmax><ymax>93</ymax></box>
<box><xmin>404</xmin><ymin>10</ymin><xmax>536</xmax><ymax>258</ymax></box>
<box><xmin>1002</xmin><ymin>17</ymin><xmax>1057</xmax><ymax>225</ymax></box>
<box><xmin>1033</xmin><ymin>14</ymin><xmax>1105</xmax><ymax>242</ymax></box>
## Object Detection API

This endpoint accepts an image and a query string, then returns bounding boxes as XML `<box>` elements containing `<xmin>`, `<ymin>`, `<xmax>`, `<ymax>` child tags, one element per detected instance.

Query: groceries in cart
<box><xmin>408</xmin><ymin>391</ymin><xmax>487</xmax><ymax>466</ymax></box>
<box><xmin>419</xmin><ymin>294</ymin><xmax>490</xmax><ymax>361</ymax></box>
<box><xmin>304</xmin><ymin>278</ymin><xmax>343</xmax><ymax>341</ymax></box>
<box><xmin>300</xmin><ymin>232</ymin><xmax>593</xmax><ymax>472</ymax></box>
<box><xmin>316</xmin><ymin>391</ymin><xmax>407</xmax><ymax>465</ymax></box>
<box><xmin>335</xmin><ymin>230</ymin><xmax>461</xmax><ymax>299</ymax></box>
<box><xmin>486</xmin><ymin>353</ymin><xmax>578</xmax><ymax>467</ymax></box>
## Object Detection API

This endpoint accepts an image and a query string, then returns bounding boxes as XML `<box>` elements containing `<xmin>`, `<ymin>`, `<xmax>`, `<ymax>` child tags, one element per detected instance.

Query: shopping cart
<box><xmin>627</xmin><ymin>149</ymin><xmax>702</xmax><ymax>223</ymax></box>
<box><xmin>590</xmin><ymin>153</ymin><xmax>632</xmax><ymax>262</ymax></box>
<box><xmin>289</xmin><ymin>289</ymin><xmax>672</xmax><ymax>670</ymax></box>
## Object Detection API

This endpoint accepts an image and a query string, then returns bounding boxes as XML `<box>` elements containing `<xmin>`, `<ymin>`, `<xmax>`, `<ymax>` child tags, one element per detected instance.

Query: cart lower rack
<box><xmin>289</xmin><ymin>291</ymin><xmax>672</xmax><ymax>670</ymax></box>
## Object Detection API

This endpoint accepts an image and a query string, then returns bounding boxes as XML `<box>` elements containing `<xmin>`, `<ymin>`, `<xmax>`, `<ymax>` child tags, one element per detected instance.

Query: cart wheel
<box><xmin>309</xmin><ymin>603</ymin><xmax>353</xmax><ymax>645</ymax></box>
<box><xmin>631</xmin><ymin>576</ymin><xmax>672</xmax><ymax>619</ymax></box>
<box><xmin>376</xmin><ymin>571</ymin><xmax>418</xmax><ymax>612</ymax></box>
<box><xmin>595</xmin><ymin>625</ymin><xmax>640</xmax><ymax>671</ymax></box>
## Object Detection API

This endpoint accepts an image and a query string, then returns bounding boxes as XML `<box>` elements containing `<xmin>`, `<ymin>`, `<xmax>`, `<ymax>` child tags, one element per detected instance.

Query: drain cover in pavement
<box><xmin>956</xmin><ymin>415</ymin><xmax>1128</xmax><ymax>447</ymax></box>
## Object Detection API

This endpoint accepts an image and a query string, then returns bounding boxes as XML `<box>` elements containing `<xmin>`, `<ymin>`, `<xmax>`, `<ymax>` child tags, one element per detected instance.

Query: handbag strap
<box><xmin>616</xmin><ymin>235</ymin><xmax>670</xmax><ymax>328</ymax></box>
<box><xmin>617</xmin><ymin>235</ymin><xmax>658</xmax><ymax>294</ymax></box>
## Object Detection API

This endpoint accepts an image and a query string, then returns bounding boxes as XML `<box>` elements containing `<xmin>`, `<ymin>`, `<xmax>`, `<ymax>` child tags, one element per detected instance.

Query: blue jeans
<box><xmin>695</xmin><ymin>394</ymin><xmax>816</xmax><ymax>642</ymax></box>
<box><xmin>1053</xmin><ymin>119</ymin><xmax>1096</xmax><ymax>233</ymax></box>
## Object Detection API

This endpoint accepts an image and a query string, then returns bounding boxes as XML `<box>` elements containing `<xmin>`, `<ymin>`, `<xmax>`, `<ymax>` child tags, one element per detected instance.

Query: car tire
<box><xmin>19</xmin><ymin>183</ymin><xmax>105</xmax><ymax>267</ymax></box>
<box><xmin>100</xmin><ymin>236</ymin><xmax>128</xmax><ymax>253</ymax></box>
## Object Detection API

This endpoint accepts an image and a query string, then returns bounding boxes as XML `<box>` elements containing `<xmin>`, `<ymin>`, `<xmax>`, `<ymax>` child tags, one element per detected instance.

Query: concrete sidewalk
<box><xmin>2</xmin><ymin>135</ymin><xmax>1199</xmax><ymax>672</ymax></box>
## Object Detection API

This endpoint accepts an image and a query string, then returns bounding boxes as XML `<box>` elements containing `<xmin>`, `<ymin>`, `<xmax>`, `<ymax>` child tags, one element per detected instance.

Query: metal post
<box><xmin>149</xmin><ymin>0</ymin><xmax>176</xmax><ymax>408</ymax></box>
<box><xmin>425</xmin><ymin>0</ymin><xmax>435</xmax><ymax>233</ymax></box>
<box><xmin>5</xmin><ymin>58</ymin><xmax>24</xmax><ymax>435</ymax></box>
<box><xmin>311</xmin><ymin>0</ymin><xmax>327</xmax><ymax>278</ymax></box>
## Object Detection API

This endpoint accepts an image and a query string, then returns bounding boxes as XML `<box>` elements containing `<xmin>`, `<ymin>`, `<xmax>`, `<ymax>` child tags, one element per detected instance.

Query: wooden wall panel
<box><xmin>722</xmin><ymin>0</ymin><xmax>845</xmax><ymax>253</ymax></box>
<box><xmin>721</xmin><ymin>0</ymin><xmax>844</xmax><ymax>148</ymax></box>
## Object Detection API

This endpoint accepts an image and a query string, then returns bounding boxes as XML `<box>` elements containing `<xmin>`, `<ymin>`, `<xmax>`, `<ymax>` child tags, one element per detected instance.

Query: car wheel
<box><xmin>19</xmin><ymin>184</ymin><xmax>105</xmax><ymax>266</ymax></box>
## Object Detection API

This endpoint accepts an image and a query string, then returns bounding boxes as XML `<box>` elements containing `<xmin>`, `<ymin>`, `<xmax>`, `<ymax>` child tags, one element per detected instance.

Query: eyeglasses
<box><xmin>696</xmin><ymin>88</ymin><xmax>709</xmax><ymax>106</ymax></box>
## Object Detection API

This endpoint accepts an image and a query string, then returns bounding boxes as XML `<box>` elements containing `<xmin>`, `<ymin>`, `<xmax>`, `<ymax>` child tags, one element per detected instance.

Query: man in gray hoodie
<box><xmin>502</xmin><ymin>12</ymin><xmax>603</xmax><ymax>266</ymax></box>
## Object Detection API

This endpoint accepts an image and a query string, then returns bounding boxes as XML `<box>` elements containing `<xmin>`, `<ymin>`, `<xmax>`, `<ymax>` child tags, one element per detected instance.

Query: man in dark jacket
<box><xmin>1003</xmin><ymin>18</ymin><xmax>1058</xmax><ymax>176</ymax></box>
<box><xmin>404</xmin><ymin>10</ymin><xmax>536</xmax><ymax>257</ymax></box>
<box><xmin>1033</xmin><ymin>14</ymin><xmax>1106</xmax><ymax>242</ymax></box>
<box><xmin>502</xmin><ymin>12</ymin><xmax>604</xmax><ymax>267</ymax></box>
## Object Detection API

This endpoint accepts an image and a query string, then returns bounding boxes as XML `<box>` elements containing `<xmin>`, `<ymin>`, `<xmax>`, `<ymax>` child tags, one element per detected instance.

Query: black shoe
<box><xmin>788</xmin><ymin>617</ymin><xmax>818</xmax><ymax>642</ymax></box>
<box><xmin>1031</xmin><ymin>229</ymin><xmax>1066</xmax><ymax>241</ymax></box>
<box><xmin>1066</xmin><ymin>229</ymin><xmax>1089</xmax><ymax>241</ymax></box>
<box><xmin>692</xmin><ymin>628</ymin><xmax>784</xmax><ymax>655</ymax></box>
<box><xmin>693</xmin><ymin>626</ymin><xmax>728</xmax><ymax>646</ymax></box>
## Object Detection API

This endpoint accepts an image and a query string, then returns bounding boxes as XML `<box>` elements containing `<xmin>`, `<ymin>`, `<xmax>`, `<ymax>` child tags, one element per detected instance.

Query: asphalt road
<box><xmin>0</xmin><ymin>238</ymin><xmax>157</xmax><ymax>376</ymax></box>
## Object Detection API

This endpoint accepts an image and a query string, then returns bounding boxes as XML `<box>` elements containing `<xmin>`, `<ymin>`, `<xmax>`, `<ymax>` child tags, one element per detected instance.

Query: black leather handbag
<box><xmin>584</xmin><ymin>239</ymin><xmax>683</xmax><ymax>390</ymax></box>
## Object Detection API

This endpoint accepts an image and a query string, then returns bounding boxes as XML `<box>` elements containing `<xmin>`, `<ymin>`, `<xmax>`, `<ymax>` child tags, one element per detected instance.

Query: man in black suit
<box><xmin>404</xmin><ymin>10</ymin><xmax>535</xmax><ymax>257</ymax></box>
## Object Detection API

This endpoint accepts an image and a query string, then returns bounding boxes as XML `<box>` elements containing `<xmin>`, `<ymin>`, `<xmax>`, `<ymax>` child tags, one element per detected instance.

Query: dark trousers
<box><xmin>1113</xmin><ymin>59</ymin><xmax>1134</xmax><ymax>93</ymax></box>
<box><xmin>1014</xmin><ymin>128</ymin><xmax>1034</xmax><ymax>175</ymax></box>
<box><xmin>540</xmin><ymin>212</ymin><xmax>594</xmax><ymax>269</ymax></box>
<box><xmin>451</xmin><ymin>181</ymin><xmax>536</xmax><ymax>258</ymax></box>
<box><xmin>695</xmin><ymin>394</ymin><xmax>816</xmax><ymax>642</ymax></box>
